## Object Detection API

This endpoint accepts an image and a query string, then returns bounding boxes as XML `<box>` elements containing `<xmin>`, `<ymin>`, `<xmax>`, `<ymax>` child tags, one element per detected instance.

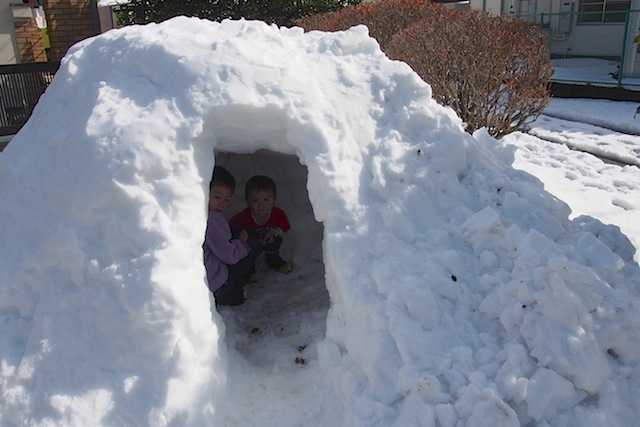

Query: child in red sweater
<box><xmin>230</xmin><ymin>175</ymin><xmax>292</xmax><ymax>280</ymax></box>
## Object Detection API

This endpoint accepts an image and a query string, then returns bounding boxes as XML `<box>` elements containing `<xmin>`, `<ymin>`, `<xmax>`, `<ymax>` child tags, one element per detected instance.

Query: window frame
<box><xmin>577</xmin><ymin>0</ymin><xmax>631</xmax><ymax>24</ymax></box>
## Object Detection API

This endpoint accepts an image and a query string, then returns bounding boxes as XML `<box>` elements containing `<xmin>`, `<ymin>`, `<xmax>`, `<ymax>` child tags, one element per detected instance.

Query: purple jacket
<box><xmin>203</xmin><ymin>210</ymin><xmax>250</xmax><ymax>292</ymax></box>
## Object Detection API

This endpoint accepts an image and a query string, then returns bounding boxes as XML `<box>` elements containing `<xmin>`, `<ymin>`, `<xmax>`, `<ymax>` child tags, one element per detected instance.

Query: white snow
<box><xmin>97</xmin><ymin>0</ymin><xmax>130</xmax><ymax>6</ymax></box>
<box><xmin>552</xmin><ymin>58</ymin><xmax>624</xmax><ymax>85</ymax></box>
<box><xmin>527</xmin><ymin>97</ymin><xmax>640</xmax><ymax>165</ymax></box>
<box><xmin>510</xmin><ymin>97</ymin><xmax>640</xmax><ymax>264</ymax></box>
<box><xmin>1</xmin><ymin>17</ymin><xmax>640</xmax><ymax>427</ymax></box>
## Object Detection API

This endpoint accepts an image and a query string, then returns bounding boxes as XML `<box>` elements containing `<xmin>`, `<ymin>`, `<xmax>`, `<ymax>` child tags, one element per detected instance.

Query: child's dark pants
<box><xmin>214</xmin><ymin>235</ymin><xmax>261</xmax><ymax>306</ymax></box>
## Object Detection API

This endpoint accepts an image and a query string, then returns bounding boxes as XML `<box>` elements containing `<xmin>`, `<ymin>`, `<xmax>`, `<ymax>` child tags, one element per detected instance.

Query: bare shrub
<box><xmin>299</xmin><ymin>0</ymin><xmax>553</xmax><ymax>139</ymax></box>
<box><xmin>386</xmin><ymin>8</ymin><xmax>553</xmax><ymax>138</ymax></box>
<box><xmin>300</xmin><ymin>0</ymin><xmax>432</xmax><ymax>46</ymax></box>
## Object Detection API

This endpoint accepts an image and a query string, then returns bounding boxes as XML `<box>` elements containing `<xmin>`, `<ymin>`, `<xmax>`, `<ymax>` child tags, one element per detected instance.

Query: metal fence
<box><xmin>0</xmin><ymin>61</ymin><xmax>60</xmax><ymax>137</ymax></box>
<box><xmin>519</xmin><ymin>9</ymin><xmax>640</xmax><ymax>88</ymax></box>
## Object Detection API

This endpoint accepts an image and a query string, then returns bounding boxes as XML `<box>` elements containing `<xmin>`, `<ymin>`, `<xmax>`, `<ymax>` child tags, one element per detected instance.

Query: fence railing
<box><xmin>0</xmin><ymin>61</ymin><xmax>60</xmax><ymax>137</ymax></box>
<box><xmin>519</xmin><ymin>9</ymin><xmax>640</xmax><ymax>88</ymax></box>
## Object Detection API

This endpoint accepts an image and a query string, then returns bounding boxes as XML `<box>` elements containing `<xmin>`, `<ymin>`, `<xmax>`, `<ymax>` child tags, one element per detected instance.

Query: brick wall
<box><xmin>14</xmin><ymin>17</ymin><xmax>47</xmax><ymax>63</ymax></box>
<box><xmin>44</xmin><ymin>0</ymin><xmax>98</xmax><ymax>61</ymax></box>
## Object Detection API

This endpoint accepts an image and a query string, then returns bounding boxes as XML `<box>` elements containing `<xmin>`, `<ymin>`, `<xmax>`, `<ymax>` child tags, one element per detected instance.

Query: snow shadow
<box><xmin>213</xmin><ymin>150</ymin><xmax>329</xmax><ymax>369</ymax></box>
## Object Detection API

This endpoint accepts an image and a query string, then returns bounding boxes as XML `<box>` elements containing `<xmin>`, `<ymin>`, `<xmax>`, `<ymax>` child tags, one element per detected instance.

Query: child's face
<box><xmin>247</xmin><ymin>189</ymin><xmax>276</xmax><ymax>222</ymax></box>
<box><xmin>209</xmin><ymin>184</ymin><xmax>233</xmax><ymax>213</ymax></box>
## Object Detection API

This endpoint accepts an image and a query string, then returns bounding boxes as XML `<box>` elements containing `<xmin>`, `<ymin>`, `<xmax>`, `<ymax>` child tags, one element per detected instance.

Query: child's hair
<box><xmin>245</xmin><ymin>175</ymin><xmax>277</xmax><ymax>200</ymax></box>
<box><xmin>210</xmin><ymin>166</ymin><xmax>236</xmax><ymax>193</ymax></box>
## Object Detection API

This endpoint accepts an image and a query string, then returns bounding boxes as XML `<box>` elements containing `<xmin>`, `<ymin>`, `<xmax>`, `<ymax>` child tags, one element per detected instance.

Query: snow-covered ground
<box><xmin>551</xmin><ymin>58</ymin><xmax>632</xmax><ymax>86</ymax></box>
<box><xmin>528</xmin><ymin>97</ymin><xmax>640</xmax><ymax>163</ymax></box>
<box><xmin>1</xmin><ymin>18</ymin><xmax>640</xmax><ymax>427</ymax></box>
<box><xmin>509</xmin><ymin>98</ymin><xmax>640</xmax><ymax>262</ymax></box>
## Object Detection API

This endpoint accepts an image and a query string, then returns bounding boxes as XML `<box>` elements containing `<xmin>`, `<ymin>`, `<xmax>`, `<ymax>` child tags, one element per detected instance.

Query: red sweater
<box><xmin>229</xmin><ymin>207</ymin><xmax>290</xmax><ymax>233</ymax></box>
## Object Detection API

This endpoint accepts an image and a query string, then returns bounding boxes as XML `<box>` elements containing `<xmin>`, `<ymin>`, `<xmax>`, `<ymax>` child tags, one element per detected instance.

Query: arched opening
<box><xmin>211</xmin><ymin>149</ymin><xmax>329</xmax><ymax>368</ymax></box>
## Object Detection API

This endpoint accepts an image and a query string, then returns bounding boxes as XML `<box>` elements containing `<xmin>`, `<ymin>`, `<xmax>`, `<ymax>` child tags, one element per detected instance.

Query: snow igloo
<box><xmin>1</xmin><ymin>17</ymin><xmax>640</xmax><ymax>427</ymax></box>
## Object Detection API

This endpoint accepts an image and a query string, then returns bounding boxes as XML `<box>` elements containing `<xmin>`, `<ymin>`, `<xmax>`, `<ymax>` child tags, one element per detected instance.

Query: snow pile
<box><xmin>1</xmin><ymin>17</ymin><xmax>639</xmax><ymax>426</ymax></box>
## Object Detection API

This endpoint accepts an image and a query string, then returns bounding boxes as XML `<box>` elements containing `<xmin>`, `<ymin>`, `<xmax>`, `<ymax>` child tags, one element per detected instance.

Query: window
<box><xmin>578</xmin><ymin>0</ymin><xmax>631</xmax><ymax>23</ymax></box>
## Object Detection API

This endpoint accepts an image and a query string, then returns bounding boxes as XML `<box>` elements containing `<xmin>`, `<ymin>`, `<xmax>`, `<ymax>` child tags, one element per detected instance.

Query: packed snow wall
<box><xmin>0</xmin><ymin>16</ymin><xmax>639</xmax><ymax>427</ymax></box>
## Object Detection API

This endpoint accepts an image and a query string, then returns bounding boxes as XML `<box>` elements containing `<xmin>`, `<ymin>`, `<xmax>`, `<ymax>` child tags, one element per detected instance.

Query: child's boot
<box><xmin>265</xmin><ymin>250</ymin><xmax>292</xmax><ymax>274</ymax></box>
<box><xmin>248</xmin><ymin>263</ymin><xmax>259</xmax><ymax>282</ymax></box>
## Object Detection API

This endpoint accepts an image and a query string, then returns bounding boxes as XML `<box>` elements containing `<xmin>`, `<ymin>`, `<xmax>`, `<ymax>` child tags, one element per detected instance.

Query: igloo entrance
<box><xmin>213</xmin><ymin>150</ymin><xmax>329</xmax><ymax>367</ymax></box>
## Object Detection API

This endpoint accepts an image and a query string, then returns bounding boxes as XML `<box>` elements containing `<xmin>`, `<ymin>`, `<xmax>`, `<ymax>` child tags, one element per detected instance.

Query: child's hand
<box><xmin>239</xmin><ymin>229</ymin><xmax>249</xmax><ymax>242</ymax></box>
<box><xmin>261</xmin><ymin>229</ymin><xmax>276</xmax><ymax>244</ymax></box>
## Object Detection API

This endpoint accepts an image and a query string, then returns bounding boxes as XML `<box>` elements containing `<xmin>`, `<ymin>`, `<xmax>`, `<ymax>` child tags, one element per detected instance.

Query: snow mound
<box><xmin>1</xmin><ymin>17</ymin><xmax>639</xmax><ymax>426</ymax></box>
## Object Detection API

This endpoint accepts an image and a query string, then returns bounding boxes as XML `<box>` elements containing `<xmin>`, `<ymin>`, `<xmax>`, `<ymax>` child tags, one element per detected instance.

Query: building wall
<box><xmin>13</xmin><ymin>12</ymin><xmax>47</xmax><ymax>62</ymax></box>
<box><xmin>468</xmin><ymin>0</ymin><xmax>507</xmax><ymax>14</ymax></box>
<box><xmin>44</xmin><ymin>0</ymin><xmax>98</xmax><ymax>61</ymax></box>
<box><xmin>97</xmin><ymin>5</ymin><xmax>114</xmax><ymax>32</ymax></box>
<box><xmin>0</xmin><ymin>1</ymin><xmax>48</xmax><ymax>64</ymax></box>
<box><xmin>0</xmin><ymin>1</ymin><xmax>20</xmax><ymax>64</ymax></box>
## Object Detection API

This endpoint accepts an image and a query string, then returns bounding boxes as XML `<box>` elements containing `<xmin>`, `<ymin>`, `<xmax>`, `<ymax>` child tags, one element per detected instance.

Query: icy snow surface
<box><xmin>1</xmin><ymin>17</ymin><xmax>640</xmax><ymax>427</ymax></box>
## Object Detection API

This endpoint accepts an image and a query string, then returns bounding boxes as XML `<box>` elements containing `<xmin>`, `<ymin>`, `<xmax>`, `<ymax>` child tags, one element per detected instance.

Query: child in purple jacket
<box><xmin>203</xmin><ymin>166</ymin><xmax>261</xmax><ymax>306</ymax></box>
